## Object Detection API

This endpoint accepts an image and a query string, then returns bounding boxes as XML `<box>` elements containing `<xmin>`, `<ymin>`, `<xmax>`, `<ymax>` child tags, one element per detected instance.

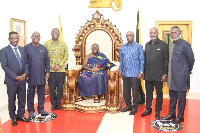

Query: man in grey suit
<box><xmin>1</xmin><ymin>31</ymin><xmax>29</xmax><ymax>126</ymax></box>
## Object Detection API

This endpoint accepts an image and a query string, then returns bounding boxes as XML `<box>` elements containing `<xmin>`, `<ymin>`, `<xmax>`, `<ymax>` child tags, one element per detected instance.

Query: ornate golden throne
<box><xmin>62</xmin><ymin>10</ymin><xmax>123</xmax><ymax>113</ymax></box>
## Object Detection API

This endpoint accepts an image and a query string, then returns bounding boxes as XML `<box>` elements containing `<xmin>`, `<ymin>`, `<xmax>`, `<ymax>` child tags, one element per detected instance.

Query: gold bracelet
<box><xmin>92</xmin><ymin>69</ymin><xmax>95</xmax><ymax>73</ymax></box>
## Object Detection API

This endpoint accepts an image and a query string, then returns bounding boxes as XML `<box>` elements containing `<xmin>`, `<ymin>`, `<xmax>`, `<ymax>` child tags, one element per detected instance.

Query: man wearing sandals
<box><xmin>77</xmin><ymin>43</ymin><xmax>115</xmax><ymax>103</ymax></box>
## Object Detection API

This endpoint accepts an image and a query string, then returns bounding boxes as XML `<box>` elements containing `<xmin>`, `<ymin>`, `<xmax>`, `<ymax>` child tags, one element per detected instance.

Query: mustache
<box><xmin>172</xmin><ymin>36</ymin><xmax>181</xmax><ymax>41</ymax></box>
<box><xmin>150</xmin><ymin>36</ymin><xmax>157</xmax><ymax>40</ymax></box>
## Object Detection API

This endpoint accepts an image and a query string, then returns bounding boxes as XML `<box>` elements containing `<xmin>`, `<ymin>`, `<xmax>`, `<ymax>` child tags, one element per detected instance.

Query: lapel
<box><xmin>8</xmin><ymin>45</ymin><xmax>18</xmax><ymax>62</ymax></box>
<box><xmin>18</xmin><ymin>46</ymin><xmax>24</xmax><ymax>64</ymax></box>
<box><xmin>8</xmin><ymin>45</ymin><xmax>22</xmax><ymax>66</ymax></box>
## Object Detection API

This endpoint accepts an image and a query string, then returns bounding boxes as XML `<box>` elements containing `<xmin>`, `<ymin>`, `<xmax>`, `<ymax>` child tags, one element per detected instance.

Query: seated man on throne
<box><xmin>77</xmin><ymin>43</ymin><xmax>115</xmax><ymax>103</ymax></box>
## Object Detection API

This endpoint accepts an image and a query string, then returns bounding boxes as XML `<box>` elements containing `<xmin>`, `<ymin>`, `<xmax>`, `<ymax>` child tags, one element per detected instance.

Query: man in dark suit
<box><xmin>141</xmin><ymin>27</ymin><xmax>169</xmax><ymax>119</ymax></box>
<box><xmin>162</xmin><ymin>26</ymin><xmax>195</xmax><ymax>124</ymax></box>
<box><xmin>1</xmin><ymin>31</ymin><xmax>29</xmax><ymax>126</ymax></box>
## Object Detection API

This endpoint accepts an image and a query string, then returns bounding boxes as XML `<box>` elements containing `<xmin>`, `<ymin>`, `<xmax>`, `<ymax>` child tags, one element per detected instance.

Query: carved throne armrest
<box><xmin>62</xmin><ymin>65</ymin><xmax>82</xmax><ymax>110</ymax></box>
<box><xmin>110</xmin><ymin>61</ymin><xmax>120</xmax><ymax>71</ymax></box>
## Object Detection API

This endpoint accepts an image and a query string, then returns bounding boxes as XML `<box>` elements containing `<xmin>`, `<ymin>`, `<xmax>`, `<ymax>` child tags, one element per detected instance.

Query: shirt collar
<box><xmin>149</xmin><ymin>38</ymin><xmax>162</xmax><ymax>44</ymax></box>
<box><xmin>9</xmin><ymin>44</ymin><xmax>18</xmax><ymax>49</ymax></box>
<box><xmin>49</xmin><ymin>39</ymin><xmax>62</xmax><ymax>44</ymax></box>
<box><xmin>125</xmin><ymin>41</ymin><xmax>136</xmax><ymax>46</ymax></box>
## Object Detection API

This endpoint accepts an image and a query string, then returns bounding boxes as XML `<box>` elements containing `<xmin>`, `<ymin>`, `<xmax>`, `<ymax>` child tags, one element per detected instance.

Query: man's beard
<box><xmin>172</xmin><ymin>36</ymin><xmax>181</xmax><ymax>41</ymax></box>
<box><xmin>150</xmin><ymin>37</ymin><xmax>156</xmax><ymax>40</ymax></box>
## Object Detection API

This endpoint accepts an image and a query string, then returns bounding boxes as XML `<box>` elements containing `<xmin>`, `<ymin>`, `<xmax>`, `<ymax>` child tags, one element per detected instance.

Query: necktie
<box><xmin>14</xmin><ymin>47</ymin><xmax>22</xmax><ymax>69</ymax></box>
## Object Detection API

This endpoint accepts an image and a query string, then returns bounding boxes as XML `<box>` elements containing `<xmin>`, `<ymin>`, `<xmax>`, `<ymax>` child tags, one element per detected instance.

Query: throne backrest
<box><xmin>73</xmin><ymin>10</ymin><xmax>123</xmax><ymax>65</ymax></box>
<box><xmin>85</xmin><ymin>30</ymin><xmax>113</xmax><ymax>61</ymax></box>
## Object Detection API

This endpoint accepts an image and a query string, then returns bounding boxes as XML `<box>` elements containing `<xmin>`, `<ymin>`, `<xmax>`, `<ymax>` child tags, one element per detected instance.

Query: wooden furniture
<box><xmin>62</xmin><ymin>10</ymin><xmax>123</xmax><ymax>113</ymax></box>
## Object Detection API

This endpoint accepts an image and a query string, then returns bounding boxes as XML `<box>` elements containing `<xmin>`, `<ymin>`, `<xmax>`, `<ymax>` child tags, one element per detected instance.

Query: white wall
<box><xmin>0</xmin><ymin>0</ymin><xmax>199</xmax><ymax>102</ymax></box>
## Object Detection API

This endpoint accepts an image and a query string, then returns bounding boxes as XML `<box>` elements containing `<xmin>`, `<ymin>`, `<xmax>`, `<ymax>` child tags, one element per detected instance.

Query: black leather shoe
<box><xmin>129</xmin><ymin>110</ymin><xmax>137</xmax><ymax>115</ymax></box>
<box><xmin>11</xmin><ymin>118</ymin><xmax>18</xmax><ymax>126</ymax></box>
<box><xmin>121</xmin><ymin>106</ymin><xmax>132</xmax><ymax>112</ymax></box>
<box><xmin>141</xmin><ymin>110</ymin><xmax>152</xmax><ymax>117</ymax></box>
<box><xmin>51</xmin><ymin>105</ymin><xmax>56</xmax><ymax>111</ymax></box>
<box><xmin>17</xmin><ymin>116</ymin><xmax>29</xmax><ymax>122</ymax></box>
<box><xmin>161</xmin><ymin>114</ymin><xmax>176</xmax><ymax>120</ymax></box>
<box><xmin>172</xmin><ymin>118</ymin><xmax>184</xmax><ymax>124</ymax></box>
<box><xmin>155</xmin><ymin>111</ymin><xmax>160</xmax><ymax>119</ymax></box>
<box><xmin>56</xmin><ymin>105</ymin><xmax>61</xmax><ymax>110</ymax></box>
<box><xmin>39</xmin><ymin>110</ymin><xmax>49</xmax><ymax>116</ymax></box>
<box><xmin>28</xmin><ymin>116</ymin><xmax>34</xmax><ymax>121</ymax></box>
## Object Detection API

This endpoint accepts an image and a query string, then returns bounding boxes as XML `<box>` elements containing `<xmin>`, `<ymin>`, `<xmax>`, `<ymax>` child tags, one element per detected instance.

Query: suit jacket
<box><xmin>1</xmin><ymin>45</ymin><xmax>28</xmax><ymax>85</ymax></box>
<box><xmin>144</xmin><ymin>38</ymin><xmax>169</xmax><ymax>81</ymax></box>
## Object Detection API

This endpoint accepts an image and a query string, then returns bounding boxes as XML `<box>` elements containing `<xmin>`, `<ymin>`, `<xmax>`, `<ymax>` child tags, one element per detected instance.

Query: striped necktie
<box><xmin>14</xmin><ymin>47</ymin><xmax>22</xmax><ymax>69</ymax></box>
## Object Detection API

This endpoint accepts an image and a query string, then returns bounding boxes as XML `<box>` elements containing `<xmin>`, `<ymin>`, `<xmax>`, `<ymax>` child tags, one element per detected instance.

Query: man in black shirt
<box><xmin>141</xmin><ymin>27</ymin><xmax>169</xmax><ymax>119</ymax></box>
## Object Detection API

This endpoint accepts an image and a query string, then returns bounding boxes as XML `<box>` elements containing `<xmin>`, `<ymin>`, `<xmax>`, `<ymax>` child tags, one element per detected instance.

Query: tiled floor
<box><xmin>1</xmin><ymin>93</ymin><xmax>200</xmax><ymax>133</ymax></box>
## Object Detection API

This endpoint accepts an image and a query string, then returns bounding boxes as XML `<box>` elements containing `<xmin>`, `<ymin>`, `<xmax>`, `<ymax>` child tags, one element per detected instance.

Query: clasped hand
<box><xmin>91</xmin><ymin>67</ymin><xmax>100</xmax><ymax>73</ymax></box>
<box><xmin>15</xmin><ymin>73</ymin><xmax>27</xmax><ymax>82</ymax></box>
<box><xmin>53</xmin><ymin>64</ymin><xmax>61</xmax><ymax>71</ymax></box>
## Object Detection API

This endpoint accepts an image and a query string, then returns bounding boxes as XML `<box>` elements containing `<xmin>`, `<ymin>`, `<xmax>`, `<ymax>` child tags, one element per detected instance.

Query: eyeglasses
<box><xmin>170</xmin><ymin>32</ymin><xmax>179</xmax><ymax>35</ymax></box>
<box><xmin>126</xmin><ymin>34</ymin><xmax>133</xmax><ymax>37</ymax></box>
<box><xmin>9</xmin><ymin>38</ymin><xmax>19</xmax><ymax>40</ymax></box>
<box><xmin>32</xmin><ymin>35</ymin><xmax>40</xmax><ymax>38</ymax></box>
<box><xmin>52</xmin><ymin>32</ymin><xmax>60</xmax><ymax>35</ymax></box>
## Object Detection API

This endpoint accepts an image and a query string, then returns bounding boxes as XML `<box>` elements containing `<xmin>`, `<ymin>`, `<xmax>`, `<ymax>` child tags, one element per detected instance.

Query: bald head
<box><xmin>32</xmin><ymin>31</ymin><xmax>40</xmax><ymax>37</ymax></box>
<box><xmin>51</xmin><ymin>28</ymin><xmax>59</xmax><ymax>34</ymax></box>
<box><xmin>51</xmin><ymin>28</ymin><xmax>60</xmax><ymax>41</ymax></box>
<box><xmin>126</xmin><ymin>31</ymin><xmax>135</xmax><ymax>44</ymax></box>
<box><xmin>91</xmin><ymin>43</ymin><xmax>99</xmax><ymax>54</ymax></box>
<box><xmin>31</xmin><ymin>31</ymin><xmax>40</xmax><ymax>45</ymax></box>
<box><xmin>149</xmin><ymin>27</ymin><xmax>158</xmax><ymax>41</ymax></box>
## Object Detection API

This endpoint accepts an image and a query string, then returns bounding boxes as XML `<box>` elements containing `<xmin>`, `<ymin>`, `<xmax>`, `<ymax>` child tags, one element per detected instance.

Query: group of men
<box><xmin>0</xmin><ymin>25</ymin><xmax>194</xmax><ymax>126</ymax></box>
<box><xmin>120</xmin><ymin>26</ymin><xmax>195</xmax><ymax>124</ymax></box>
<box><xmin>1</xmin><ymin>28</ymin><xmax>68</xmax><ymax>126</ymax></box>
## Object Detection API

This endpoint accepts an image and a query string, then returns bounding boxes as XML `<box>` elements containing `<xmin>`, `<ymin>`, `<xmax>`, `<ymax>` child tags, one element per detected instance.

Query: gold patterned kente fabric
<box><xmin>44</xmin><ymin>39</ymin><xmax>68</xmax><ymax>72</ymax></box>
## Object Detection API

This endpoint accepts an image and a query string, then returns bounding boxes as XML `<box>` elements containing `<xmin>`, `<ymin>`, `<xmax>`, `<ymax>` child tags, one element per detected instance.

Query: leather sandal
<box><xmin>94</xmin><ymin>97</ymin><xmax>100</xmax><ymax>103</ymax></box>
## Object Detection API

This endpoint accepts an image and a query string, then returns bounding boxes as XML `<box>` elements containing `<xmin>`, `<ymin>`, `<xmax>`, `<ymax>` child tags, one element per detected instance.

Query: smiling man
<box><xmin>1</xmin><ymin>31</ymin><xmax>29</xmax><ymax>126</ymax></box>
<box><xmin>44</xmin><ymin>28</ymin><xmax>68</xmax><ymax>111</ymax></box>
<box><xmin>25</xmin><ymin>31</ymin><xmax>50</xmax><ymax>120</ymax></box>
<box><xmin>162</xmin><ymin>26</ymin><xmax>195</xmax><ymax>124</ymax></box>
<box><xmin>141</xmin><ymin>27</ymin><xmax>169</xmax><ymax>119</ymax></box>
<box><xmin>119</xmin><ymin>31</ymin><xmax>144</xmax><ymax>115</ymax></box>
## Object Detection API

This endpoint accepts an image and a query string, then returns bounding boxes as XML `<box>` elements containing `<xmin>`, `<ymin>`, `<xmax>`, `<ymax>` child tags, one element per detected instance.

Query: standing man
<box><xmin>44</xmin><ymin>28</ymin><xmax>68</xmax><ymax>110</ymax></box>
<box><xmin>141</xmin><ymin>27</ymin><xmax>169</xmax><ymax>119</ymax></box>
<box><xmin>25</xmin><ymin>31</ymin><xmax>50</xmax><ymax>120</ymax></box>
<box><xmin>120</xmin><ymin>31</ymin><xmax>144</xmax><ymax>115</ymax></box>
<box><xmin>162</xmin><ymin>26</ymin><xmax>194</xmax><ymax>124</ymax></box>
<box><xmin>1</xmin><ymin>31</ymin><xmax>29</xmax><ymax>126</ymax></box>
